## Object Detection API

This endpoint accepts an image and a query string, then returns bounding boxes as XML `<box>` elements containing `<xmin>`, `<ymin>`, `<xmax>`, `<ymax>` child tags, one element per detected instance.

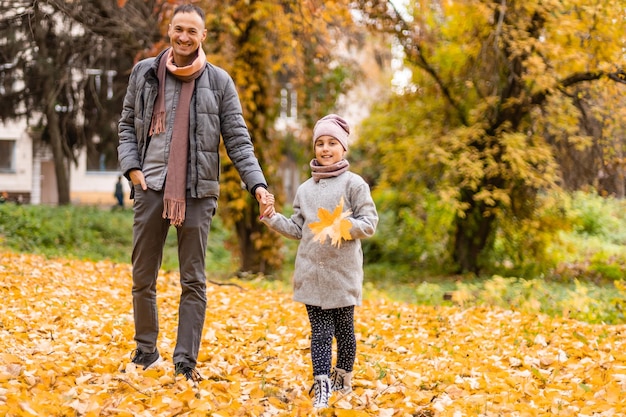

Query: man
<box><xmin>118</xmin><ymin>4</ymin><xmax>272</xmax><ymax>382</ymax></box>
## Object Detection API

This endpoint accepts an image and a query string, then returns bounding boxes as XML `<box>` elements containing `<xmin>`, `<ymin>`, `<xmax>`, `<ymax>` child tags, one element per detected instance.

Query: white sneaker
<box><xmin>310</xmin><ymin>375</ymin><xmax>331</xmax><ymax>409</ymax></box>
<box><xmin>330</xmin><ymin>367</ymin><xmax>353</xmax><ymax>395</ymax></box>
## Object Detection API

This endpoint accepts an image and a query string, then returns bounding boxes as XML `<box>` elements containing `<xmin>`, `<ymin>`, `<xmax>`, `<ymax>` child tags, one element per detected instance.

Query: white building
<box><xmin>0</xmin><ymin>118</ymin><xmax>128</xmax><ymax>206</ymax></box>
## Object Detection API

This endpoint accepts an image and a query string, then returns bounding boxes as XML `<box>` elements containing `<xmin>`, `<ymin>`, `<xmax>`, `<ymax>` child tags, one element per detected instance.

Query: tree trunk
<box><xmin>235</xmin><ymin>203</ymin><xmax>268</xmax><ymax>274</ymax></box>
<box><xmin>452</xmin><ymin>190</ymin><xmax>495</xmax><ymax>274</ymax></box>
<box><xmin>45</xmin><ymin>107</ymin><xmax>71</xmax><ymax>205</ymax></box>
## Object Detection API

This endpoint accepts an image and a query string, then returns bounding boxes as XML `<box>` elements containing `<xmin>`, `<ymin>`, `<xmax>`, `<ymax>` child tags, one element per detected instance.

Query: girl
<box><xmin>261</xmin><ymin>114</ymin><xmax>378</xmax><ymax>408</ymax></box>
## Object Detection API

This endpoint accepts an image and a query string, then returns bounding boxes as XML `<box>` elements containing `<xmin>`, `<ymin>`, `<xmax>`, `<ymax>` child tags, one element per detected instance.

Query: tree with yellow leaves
<box><xmin>352</xmin><ymin>0</ymin><xmax>626</xmax><ymax>273</ymax></box>
<box><xmin>196</xmin><ymin>0</ymin><xmax>363</xmax><ymax>273</ymax></box>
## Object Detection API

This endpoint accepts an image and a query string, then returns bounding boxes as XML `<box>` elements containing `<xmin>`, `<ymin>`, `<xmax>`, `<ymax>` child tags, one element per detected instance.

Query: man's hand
<box><xmin>129</xmin><ymin>169</ymin><xmax>147</xmax><ymax>191</ymax></box>
<box><xmin>255</xmin><ymin>187</ymin><xmax>275</xmax><ymax>219</ymax></box>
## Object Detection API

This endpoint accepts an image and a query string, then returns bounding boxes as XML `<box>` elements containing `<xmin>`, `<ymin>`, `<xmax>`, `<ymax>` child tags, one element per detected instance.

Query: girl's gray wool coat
<box><xmin>262</xmin><ymin>171</ymin><xmax>378</xmax><ymax>309</ymax></box>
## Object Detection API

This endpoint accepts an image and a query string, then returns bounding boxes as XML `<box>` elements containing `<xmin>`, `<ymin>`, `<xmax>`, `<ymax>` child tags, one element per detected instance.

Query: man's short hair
<box><xmin>173</xmin><ymin>4</ymin><xmax>205</xmax><ymax>21</ymax></box>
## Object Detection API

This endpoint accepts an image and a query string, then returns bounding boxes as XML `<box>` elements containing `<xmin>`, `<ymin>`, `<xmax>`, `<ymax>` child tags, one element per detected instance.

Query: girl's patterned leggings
<box><xmin>305</xmin><ymin>304</ymin><xmax>356</xmax><ymax>376</ymax></box>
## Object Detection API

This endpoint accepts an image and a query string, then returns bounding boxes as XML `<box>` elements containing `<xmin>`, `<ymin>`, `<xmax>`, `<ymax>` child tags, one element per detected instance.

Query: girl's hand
<box><xmin>259</xmin><ymin>192</ymin><xmax>275</xmax><ymax>219</ymax></box>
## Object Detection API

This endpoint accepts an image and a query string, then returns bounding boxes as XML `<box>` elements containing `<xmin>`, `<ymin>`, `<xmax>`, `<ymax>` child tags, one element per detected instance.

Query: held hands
<box><xmin>255</xmin><ymin>187</ymin><xmax>275</xmax><ymax>219</ymax></box>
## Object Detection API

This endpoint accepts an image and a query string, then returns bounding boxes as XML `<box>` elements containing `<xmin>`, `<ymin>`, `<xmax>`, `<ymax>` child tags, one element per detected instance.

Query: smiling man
<box><xmin>118</xmin><ymin>4</ymin><xmax>273</xmax><ymax>382</ymax></box>
<box><xmin>167</xmin><ymin>7</ymin><xmax>206</xmax><ymax>66</ymax></box>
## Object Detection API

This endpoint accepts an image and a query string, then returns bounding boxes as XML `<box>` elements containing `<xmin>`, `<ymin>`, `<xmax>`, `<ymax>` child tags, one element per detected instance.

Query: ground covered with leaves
<box><xmin>1</xmin><ymin>252</ymin><xmax>625</xmax><ymax>416</ymax></box>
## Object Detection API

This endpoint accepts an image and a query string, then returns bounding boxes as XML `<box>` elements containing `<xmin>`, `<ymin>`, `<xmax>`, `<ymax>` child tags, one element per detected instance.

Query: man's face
<box><xmin>168</xmin><ymin>11</ymin><xmax>207</xmax><ymax>66</ymax></box>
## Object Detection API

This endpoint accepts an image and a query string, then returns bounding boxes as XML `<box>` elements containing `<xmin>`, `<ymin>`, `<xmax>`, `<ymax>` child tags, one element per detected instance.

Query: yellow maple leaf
<box><xmin>308</xmin><ymin>196</ymin><xmax>353</xmax><ymax>247</ymax></box>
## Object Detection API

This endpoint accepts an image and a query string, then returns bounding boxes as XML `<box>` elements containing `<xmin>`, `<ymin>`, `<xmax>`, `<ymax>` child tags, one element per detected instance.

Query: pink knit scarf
<box><xmin>310</xmin><ymin>158</ymin><xmax>350</xmax><ymax>182</ymax></box>
<box><xmin>149</xmin><ymin>47</ymin><xmax>206</xmax><ymax>227</ymax></box>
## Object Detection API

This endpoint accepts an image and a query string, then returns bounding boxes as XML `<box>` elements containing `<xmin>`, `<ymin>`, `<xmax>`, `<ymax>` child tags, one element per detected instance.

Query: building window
<box><xmin>0</xmin><ymin>140</ymin><xmax>15</xmax><ymax>173</ymax></box>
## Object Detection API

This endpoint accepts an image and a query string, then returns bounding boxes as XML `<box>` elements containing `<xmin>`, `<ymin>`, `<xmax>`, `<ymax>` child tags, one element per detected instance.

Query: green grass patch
<box><xmin>0</xmin><ymin>203</ymin><xmax>234</xmax><ymax>273</ymax></box>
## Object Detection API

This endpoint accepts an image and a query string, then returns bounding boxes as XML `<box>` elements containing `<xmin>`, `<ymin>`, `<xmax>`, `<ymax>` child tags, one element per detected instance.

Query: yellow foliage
<box><xmin>0</xmin><ymin>251</ymin><xmax>625</xmax><ymax>416</ymax></box>
<box><xmin>198</xmin><ymin>0</ymin><xmax>359</xmax><ymax>272</ymax></box>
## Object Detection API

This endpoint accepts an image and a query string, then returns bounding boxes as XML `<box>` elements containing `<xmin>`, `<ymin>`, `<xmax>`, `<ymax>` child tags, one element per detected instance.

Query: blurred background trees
<box><xmin>195</xmin><ymin>0</ymin><xmax>367</xmax><ymax>273</ymax></box>
<box><xmin>351</xmin><ymin>0</ymin><xmax>626</xmax><ymax>274</ymax></box>
<box><xmin>0</xmin><ymin>0</ymin><xmax>164</xmax><ymax>204</ymax></box>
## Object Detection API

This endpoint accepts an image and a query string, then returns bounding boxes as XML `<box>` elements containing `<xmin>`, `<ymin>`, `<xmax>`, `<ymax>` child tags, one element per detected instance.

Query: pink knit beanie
<box><xmin>313</xmin><ymin>114</ymin><xmax>350</xmax><ymax>151</ymax></box>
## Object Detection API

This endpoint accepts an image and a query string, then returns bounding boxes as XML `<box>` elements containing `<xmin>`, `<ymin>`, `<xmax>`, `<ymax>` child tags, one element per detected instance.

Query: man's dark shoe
<box><xmin>175</xmin><ymin>362</ymin><xmax>203</xmax><ymax>382</ymax></box>
<box><xmin>130</xmin><ymin>349</ymin><xmax>162</xmax><ymax>370</ymax></box>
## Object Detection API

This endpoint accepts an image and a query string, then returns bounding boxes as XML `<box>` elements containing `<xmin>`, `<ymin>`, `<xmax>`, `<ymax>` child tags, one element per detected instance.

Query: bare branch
<box><xmin>560</xmin><ymin>70</ymin><xmax>626</xmax><ymax>88</ymax></box>
<box><xmin>351</xmin><ymin>0</ymin><xmax>468</xmax><ymax>125</ymax></box>
<box><xmin>606</xmin><ymin>70</ymin><xmax>626</xmax><ymax>85</ymax></box>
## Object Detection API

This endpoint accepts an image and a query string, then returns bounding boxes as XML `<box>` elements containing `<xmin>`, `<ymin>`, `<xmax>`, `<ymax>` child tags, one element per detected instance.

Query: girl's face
<box><xmin>314</xmin><ymin>135</ymin><xmax>345</xmax><ymax>166</ymax></box>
